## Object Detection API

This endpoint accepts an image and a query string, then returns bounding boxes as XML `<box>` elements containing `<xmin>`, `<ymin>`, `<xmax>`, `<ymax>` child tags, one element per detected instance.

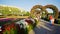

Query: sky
<box><xmin>0</xmin><ymin>0</ymin><xmax>60</xmax><ymax>12</ymax></box>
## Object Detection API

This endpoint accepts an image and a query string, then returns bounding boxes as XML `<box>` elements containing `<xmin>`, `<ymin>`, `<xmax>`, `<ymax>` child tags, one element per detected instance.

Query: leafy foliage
<box><xmin>0</xmin><ymin>6</ymin><xmax>30</xmax><ymax>17</ymax></box>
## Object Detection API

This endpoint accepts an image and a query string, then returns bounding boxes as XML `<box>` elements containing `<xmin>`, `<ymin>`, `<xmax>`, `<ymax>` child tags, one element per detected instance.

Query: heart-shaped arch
<box><xmin>44</xmin><ymin>5</ymin><xmax>59</xmax><ymax>19</ymax></box>
<box><xmin>30</xmin><ymin>5</ymin><xmax>59</xmax><ymax>19</ymax></box>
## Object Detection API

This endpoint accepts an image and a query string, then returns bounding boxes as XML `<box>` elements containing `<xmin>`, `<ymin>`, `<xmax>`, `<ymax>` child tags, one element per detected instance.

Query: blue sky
<box><xmin>0</xmin><ymin>0</ymin><xmax>60</xmax><ymax>12</ymax></box>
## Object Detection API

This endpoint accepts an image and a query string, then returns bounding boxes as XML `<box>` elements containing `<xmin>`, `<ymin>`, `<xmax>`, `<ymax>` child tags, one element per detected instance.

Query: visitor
<box><xmin>49</xmin><ymin>15</ymin><xmax>54</xmax><ymax>25</ymax></box>
<box><xmin>51</xmin><ymin>18</ymin><xmax>54</xmax><ymax>25</ymax></box>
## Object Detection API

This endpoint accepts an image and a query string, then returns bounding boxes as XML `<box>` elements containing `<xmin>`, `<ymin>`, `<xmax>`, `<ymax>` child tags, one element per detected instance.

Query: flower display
<box><xmin>0</xmin><ymin>18</ymin><xmax>38</xmax><ymax>34</ymax></box>
<box><xmin>1</xmin><ymin>23</ymin><xmax>17</xmax><ymax>34</ymax></box>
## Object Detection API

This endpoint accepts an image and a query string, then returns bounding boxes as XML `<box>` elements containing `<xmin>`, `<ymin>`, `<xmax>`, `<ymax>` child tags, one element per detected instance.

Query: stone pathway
<box><xmin>29</xmin><ymin>19</ymin><xmax>60</xmax><ymax>34</ymax></box>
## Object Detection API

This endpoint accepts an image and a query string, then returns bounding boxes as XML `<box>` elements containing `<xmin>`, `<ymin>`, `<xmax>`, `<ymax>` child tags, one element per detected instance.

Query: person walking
<box><xmin>49</xmin><ymin>15</ymin><xmax>54</xmax><ymax>25</ymax></box>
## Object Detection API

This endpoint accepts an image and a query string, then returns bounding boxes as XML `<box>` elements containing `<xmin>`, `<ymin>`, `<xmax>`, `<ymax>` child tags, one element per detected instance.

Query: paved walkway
<box><xmin>29</xmin><ymin>19</ymin><xmax>60</xmax><ymax>34</ymax></box>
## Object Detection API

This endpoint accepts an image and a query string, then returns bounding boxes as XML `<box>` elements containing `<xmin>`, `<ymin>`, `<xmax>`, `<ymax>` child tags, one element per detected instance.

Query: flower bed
<box><xmin>1</xmin><ymin>23</ymin><xmax>18</xmax><ymax>34</ymax></box>
<box><xmin>0</xmin><ymin>18</ymin><xmax>38</xmax><ymax>34</ymax></box>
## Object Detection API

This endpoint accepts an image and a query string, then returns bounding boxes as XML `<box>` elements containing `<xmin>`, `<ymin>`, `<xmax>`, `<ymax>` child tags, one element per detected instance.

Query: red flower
<box><xmin>10</xmin><ymin>23</ymin><xmax>16</xmax><ymax>29</ymax></box>
<box><xmin>6</xmin><ymin>26</ymin><xmax>11</xmax><ymax>31</ymax></box>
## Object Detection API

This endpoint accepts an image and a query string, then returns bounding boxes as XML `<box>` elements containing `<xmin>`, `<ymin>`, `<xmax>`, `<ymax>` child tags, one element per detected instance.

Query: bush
<box><xmin>2</xmin><ymin>23</ymin><xmax>18</xmax><ymax>34</ymax></box>
<box><xmin>58</xmin><ymin>20</ymin><xmax>60</xmax><ymax>24</ymax></box>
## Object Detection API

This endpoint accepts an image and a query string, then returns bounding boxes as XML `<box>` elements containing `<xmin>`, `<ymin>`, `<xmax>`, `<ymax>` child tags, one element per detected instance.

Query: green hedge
<box><xmin>58</xmin><ymin>20</ymin><xmax>60</xmax><ymax>24</ymax></box>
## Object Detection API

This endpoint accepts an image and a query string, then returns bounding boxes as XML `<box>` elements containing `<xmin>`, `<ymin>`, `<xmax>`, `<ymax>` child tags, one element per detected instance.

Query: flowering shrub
<box><xmin>0</xmin><ymin>18</ymin><xmax>38</xmax><ymax>34</ymax></box>
<box><xmin>2</xmin><ymin>23</ymin><xmax>17</xmax><ymax>34</ymax></box>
